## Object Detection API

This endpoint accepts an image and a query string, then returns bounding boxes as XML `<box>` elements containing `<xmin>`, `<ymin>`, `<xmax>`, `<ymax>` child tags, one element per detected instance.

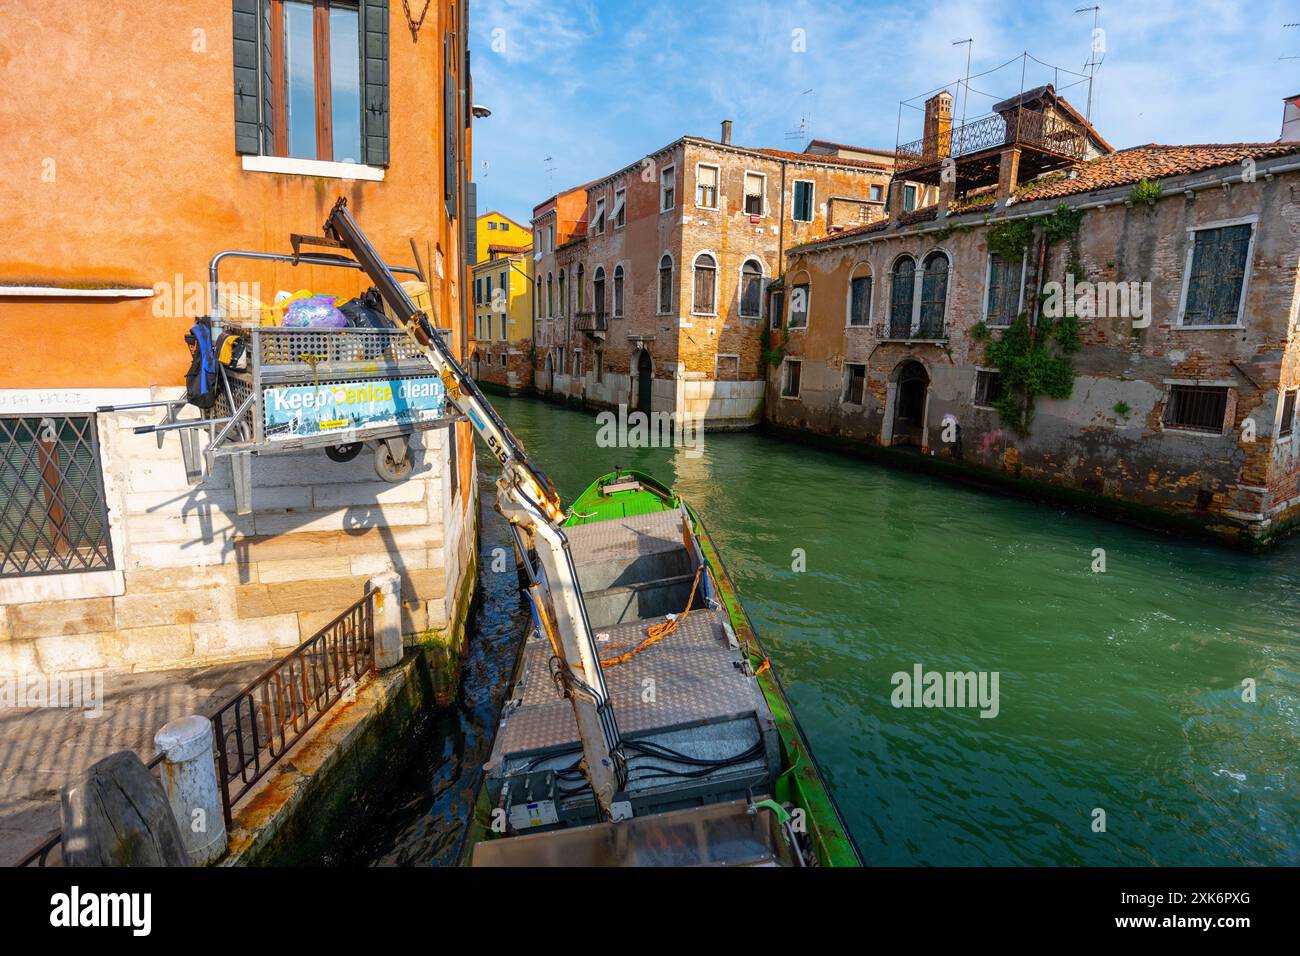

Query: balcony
<box><xmin>574</xmin><ymin>310</ymin><xmax>608</xmax><ymax>337</ymax></box>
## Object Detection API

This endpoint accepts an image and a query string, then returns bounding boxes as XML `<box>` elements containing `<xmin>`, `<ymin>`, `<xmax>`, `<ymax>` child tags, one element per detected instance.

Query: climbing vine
<box><xmin>761</xmin><ymin>319</ymin><xmax>788</xmax><ymax>368</ymax></box>
<box><xmin>974</xmin><ymin>202</ymin><xmax>1085</xmax><ymax>434</ymax></box>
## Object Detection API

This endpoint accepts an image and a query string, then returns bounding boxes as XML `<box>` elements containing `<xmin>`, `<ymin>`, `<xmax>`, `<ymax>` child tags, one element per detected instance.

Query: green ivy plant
<box><xmin>761</xmin><ymin>319</ymin><xmax>788</xmax><ymax>368</ymax></box>
<box><xmin>1129</xmin><ymin>178</ymin><xmax>1162</xmax><ymax>206</ymax></box>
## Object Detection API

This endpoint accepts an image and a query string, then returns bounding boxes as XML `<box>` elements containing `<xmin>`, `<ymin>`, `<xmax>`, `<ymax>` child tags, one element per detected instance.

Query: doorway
<box><xmin>892</xmin><ymin>361</ymin><xmax>929</xmax><ymax>448</ymax></box>
<box><xmin>635</xmin><ymin>350</ymin><xmax>653</xmax><ymax>413</ymax></box>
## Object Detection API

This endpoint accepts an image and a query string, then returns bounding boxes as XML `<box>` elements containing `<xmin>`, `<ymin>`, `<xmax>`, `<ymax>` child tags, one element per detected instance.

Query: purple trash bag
<box><xmin>282</xmin><ymin>295</ymin><xmax>348</xmax><ymax>328</ymax></box>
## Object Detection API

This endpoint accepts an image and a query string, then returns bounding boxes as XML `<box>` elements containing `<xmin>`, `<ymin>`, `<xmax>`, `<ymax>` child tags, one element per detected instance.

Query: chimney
<box><xmin>721</xmin><ymin>119</ymin><xmax>733</xmax><ymax>145</ymax></box>
<box><xmin>1284</xmin><ymin>94</ymin><xmax>1300</xmax><ymax>142</ymax></box>
<box><xmin>923</xmin><ymin>91</ymin><xmax>954</xmax><ymax>159</ymax></box>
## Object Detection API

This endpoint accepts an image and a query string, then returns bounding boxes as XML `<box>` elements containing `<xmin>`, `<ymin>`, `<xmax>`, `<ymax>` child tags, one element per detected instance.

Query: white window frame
<box><xmin>1278</xmin><ymin>387</ymin><xmax>1298</xmax><ymax>442</ymax></box>
<box><xmin>743</xmin><ymin>170</ymin><xmax>767</xmax><ymax>217</ymax></box>
<box><xmin>870</xmin><ymin>183</ymin><xmax>884</xmax><ymax>203</ymax></box>
<box><xmin>593</xmin><ymin>197</ymin><xmax>606</xmax><ymax>235</ymax></box>
<box><xmin>660</xmin><ymin>164</ymin><xmax>677</xmax><ymax>213</ymax></box>
<box><xmin>787</xmin><ymin>273</ymin><xmax>811</xmax><ymax>329</ymax></box>
<box><xmin>792</xmin><ymin>179</ymin><xmax>816</xmax><ymax>223</ymax></box>
<box><xmin>980</xmin><ymin>251</ymin><xmax>1028</xmax><ymax>329</ymax></box>
<box><xmin>738</xmin><ymin>257</ymin><xmax>765</xmax><ymax>321</ymax></box>
<box><xmin>1175</xmin><ymin>215</ymin><xmax>1258</xmax><ymax>330</ymax></box>
<box><xmin>695</xmin><ymin>162</ymin><xmax>720</xmax><ymax>211</ymax></box>
<box><xmin>613</xmin><ymin>186</ymin><xmax>626</xmax><ymax>229</ymax></box>
<box><xmin>972</xmin><ymin>367</ymin><xmax>1002</xmax><ymax>409</ymax></box>
<box><xmin>691</xmin><ymin>250</ymin><xmax>719</xmax><ymax>317</ymax></box>
<box><xmin>657</xmin><ymin>252</ymin><xmax>674</xmax><ymax>315</ymax></box>
<box><xmin>844</xmin><ymin>262</ymin><xmax>872</xmax><ymax>329</ymax></box>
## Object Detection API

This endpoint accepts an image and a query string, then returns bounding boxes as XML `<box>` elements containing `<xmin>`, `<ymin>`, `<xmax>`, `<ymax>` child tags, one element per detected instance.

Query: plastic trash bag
<box><xmin>281</xmin><ymin>294</ymin><xmax>348</xmax><ymax>328</ymax></box>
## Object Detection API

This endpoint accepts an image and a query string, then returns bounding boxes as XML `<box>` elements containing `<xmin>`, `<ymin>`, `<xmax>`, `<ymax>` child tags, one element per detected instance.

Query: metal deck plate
<box><xmin>499</xmin><ymin>609</ymin><xmax>767</xmax><ymax>756</ymax></box>
<box><xmin>564</xmin><ymin>510</ymin><xmax>687</xmax><ymax>563</ymax></box>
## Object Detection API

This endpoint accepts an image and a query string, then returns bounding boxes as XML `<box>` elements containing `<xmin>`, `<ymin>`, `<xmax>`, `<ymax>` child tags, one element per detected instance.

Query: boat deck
<box><xmin>485</xmin><ymin>509</ymin><xmax>780</xmax><ymax>823</ymax></box>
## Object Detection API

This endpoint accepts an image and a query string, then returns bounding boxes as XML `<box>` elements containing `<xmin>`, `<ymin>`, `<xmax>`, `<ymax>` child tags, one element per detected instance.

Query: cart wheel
<box><xmin>325</xmin><ymin>442</ymin><xmax>362</xmax><ymax>463</ymax></box>
<box><xmin>374</xmin><ymin>443</ymin><xmax>412</xmax><ymax>482</ymax></box>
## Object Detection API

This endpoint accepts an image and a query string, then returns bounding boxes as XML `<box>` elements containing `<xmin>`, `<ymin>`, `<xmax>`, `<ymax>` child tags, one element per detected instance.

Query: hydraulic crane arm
<box><xmin>321</xmin><ymin>198</ymin><xmax>627</xmax><ymax>819</ymax></box>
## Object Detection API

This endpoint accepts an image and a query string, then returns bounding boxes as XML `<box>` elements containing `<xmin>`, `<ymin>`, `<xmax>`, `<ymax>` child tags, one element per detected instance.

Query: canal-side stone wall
<box><xmin>767</xmin><ymin>153</ymin><xmax>1300</xmax><ymax>546</ymax></box>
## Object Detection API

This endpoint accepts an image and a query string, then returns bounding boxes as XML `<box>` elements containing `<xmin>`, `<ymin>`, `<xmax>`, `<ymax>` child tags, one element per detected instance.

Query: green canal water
<box><xmin>353</xmin><ymin>394</ymin><xmax>1300</xmax><ymax>867</ymax></box>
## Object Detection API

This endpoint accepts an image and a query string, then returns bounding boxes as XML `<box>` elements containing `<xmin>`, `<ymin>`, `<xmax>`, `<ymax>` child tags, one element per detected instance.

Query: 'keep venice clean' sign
<box><xmin>262</xmin><ymin>377</ymin><xmax>446</xmax><ymax>441</ymax></box>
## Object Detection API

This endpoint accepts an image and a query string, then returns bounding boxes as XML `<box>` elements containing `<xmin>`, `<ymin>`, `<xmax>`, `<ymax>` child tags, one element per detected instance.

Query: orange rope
<box><xmin>599</xmin><ymin>564</ymin><xmax>704</xmax><ymax>668</ymax></box>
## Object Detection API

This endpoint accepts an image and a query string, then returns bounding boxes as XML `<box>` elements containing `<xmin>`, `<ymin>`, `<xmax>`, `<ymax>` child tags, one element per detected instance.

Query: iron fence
<box><xmin>212</xmin><ymin>587</ymin><xmax>376</xmax><ymax>826</ymax></box>
<box><xmin>896</xmin><ymin>107</ymin><xmax>1089</xmax><ymax>175</ymax></box>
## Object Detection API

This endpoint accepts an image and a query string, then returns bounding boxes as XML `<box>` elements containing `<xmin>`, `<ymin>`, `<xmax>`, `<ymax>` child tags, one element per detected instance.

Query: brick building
<box><xmin>766</xmin><ymin>84</ymin><xmax>1300</xmax><ymax>546</ymax></box>
<box><xmin>531</xmin><ymin>123</ymin><xmax>908</xmax><ymax>427</ymax></box>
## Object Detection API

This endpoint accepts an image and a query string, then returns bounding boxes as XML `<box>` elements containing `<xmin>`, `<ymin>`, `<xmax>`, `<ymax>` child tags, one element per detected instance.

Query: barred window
<box><xmin>1164</xmin><ymin>385</ymin><xmax>1229</xmax><ymax>433</ymax></box>
<box><xmin>1182</xmin><ymin>224</ymin><xmax>1252</xmax><ymax>327</ymax></box>
<box><xmin>1</xmin><ymin>415</ymin><xmax>113</xmax><ymax>576</ymax></box>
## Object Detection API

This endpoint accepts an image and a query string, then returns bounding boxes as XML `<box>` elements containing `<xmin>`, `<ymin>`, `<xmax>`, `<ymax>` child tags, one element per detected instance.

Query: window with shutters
<box><xmin>744</xmin><ymin>172</ymin><xmax>766</xmax><ymax>216</ymax></box>
<box><xmin>792</xmin><ymin>181</ymin><xmax>814</xmax><ymax>222</ymax></box>
<box><xmin>917</xmin><ymin>252</ymin><xmax>949</xmax><ymax>338</ymax></box>
<box><xmin>593</xmin><ymin>198</ymin><xmax>606</xmax><ymax>235</ymax></box>
<box><xmin>984</xmin><ymin>252</ymin><xmax>1023</xmax><ymax>327</ymax></box>
<box><xmin>696</xmin><ymin>165</ymin><xmax>719</xmax><ymax>209</ymax></box>
<box><xmin>658</xmin><ymin>254</ymin><xmax>674</xmax><ymax>314</ymax></box>
<box><xmin>842</xmin><ymin>363</ymin><xmax>866</xmax><ymax>406</ymax></box>
<box><xmin>1</xmin><ymin>416</ymin><xmax>114</xmax><ymax>577</ymax></box>
<box><xmin>889</xmin><ymin>256</ymin><xmax>916</xmax><ymax>338</ymax></box>
<box><xmin>903</xmin><ymin>184</ymin><xmax>917</xmax><ymax>211</ymax></box>
<box><xmin>557</xmin><ymin>270</ymin><xmax>566</xmax><ymax>318</ymax></box>
<box><xmin>740</xmin><ymin>260</ymin><xmax>763</xmax><ymax>319</ymax></box>
<box><xmin>1179</xmin><ymin>221</ymin><xmax>1255</xmax><ymax>327</ymax></box>
<box><xmin>233</xmin><ymin>0</ymin><xmax>388</xmax><ymax>165</ymax></box>
<box><xmin>848</xmin><ymin>265</ymin><xmax>871</xmax><ymax>327</ymax></box>
<box><xmin>692</xmin><ymin>254</ymin><xmax>717</xmax><ymax>315</ymax></box>
<box><xmin>661</xmin><ymin>166</ymin><xmax>676</xmax><ymax>211</ymax></box>
<box><xmin>613</xmin><ymin>265</ymin><xmax>625</xmax><ymax>318</ymax></box>
<box><xmin>614</xmin><ymin>187</ymin><xmax>626</xmax><ymax>228</ymax></box>
<box><xmin>769</xmin><ymin>290</ymin><xmax>784</xmax><ymax>331</ymax></box>
<box><xmin>594</xmin><ymin>267</ymin><xmax>607</xmax><ymax>321</ymax></box>
<box><xmin>1163</xmin><ymin>384</ymin><xmax>1230</xmax><ymax>432</ymax></box>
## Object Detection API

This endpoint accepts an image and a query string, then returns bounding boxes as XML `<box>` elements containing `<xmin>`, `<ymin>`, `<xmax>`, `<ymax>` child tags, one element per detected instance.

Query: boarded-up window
<box><xmin>1183</xmin><ymin>224</ymin><xmax>1252</xmax><ymax>326</ymax></box>
<box><xmin>717</xmin><ymin>354</ymin><xmax>740</xmax><ymax>381</ymax></box>
<box><xmin>986</xmin><ymin>252</ymin><xmax>1021</xmax><ymax>327</ymax></box>
<box><xmin>1164</xmin><ymin>384</ymin><xmax>1229</xmax><ymax>432</ymax></box>
<box><xmin>693</xmin><ymin>254</ymin><xmax>716</xmax><ymax>314</ymax></box>
<box><xmin>849</xmin><ymin>274</ymin><xmax>871</xmax><ymax>327</ymax></box>
<box><xmin>740</xmin><ymin>260</ymin><xmax>762</xmax><ymax>318</ymax></box>
<box><xmin>843</xmin><ymin>364</ymin><xmax>866</xmax><ymax>405</ymax></box>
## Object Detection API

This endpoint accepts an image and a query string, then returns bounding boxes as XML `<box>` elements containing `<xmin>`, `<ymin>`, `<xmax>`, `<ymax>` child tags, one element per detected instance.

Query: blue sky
<box><xmin>468</xmin><ymin>0</ymin><xmax>1300</xmax><ymax>227</ymax></box>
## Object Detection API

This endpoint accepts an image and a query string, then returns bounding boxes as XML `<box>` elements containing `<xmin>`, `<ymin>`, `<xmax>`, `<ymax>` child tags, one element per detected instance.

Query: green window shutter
<box><xmin>360</xmin><ymin>0</ymin><xmax>389</xmax><ymax>166</ymax></box>
<box><xmin>232</xmin><ymin>0</ymin><xmax>266</xmax><ymax>154</ymax></box>
<box><xmin>444</xmin><ymin>32</ymin><xmax>459</xmax><ymax>218</ymax></box>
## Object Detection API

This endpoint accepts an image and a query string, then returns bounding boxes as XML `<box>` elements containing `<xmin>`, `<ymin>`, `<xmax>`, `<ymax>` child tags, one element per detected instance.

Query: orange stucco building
<box><xmin>0</xmin><ymin>0</ymin><xmax>480</xmax><ymax>679</ymax></box>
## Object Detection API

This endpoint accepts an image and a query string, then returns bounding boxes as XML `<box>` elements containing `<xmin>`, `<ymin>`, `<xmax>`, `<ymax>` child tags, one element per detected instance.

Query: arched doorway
<box><xmin>891</xmin><ymin>361</ymin><xmax>929</xmax><ymax>448</ymax></box>
<box><xmin>635</xmin><ymin>349</ymin><xmax>653</xmax><ymax>413</ymax></box>
<box><xmin>542</xmin><ymin>352</ymin><xmax>554</xmax><ymax>393</ymax></box>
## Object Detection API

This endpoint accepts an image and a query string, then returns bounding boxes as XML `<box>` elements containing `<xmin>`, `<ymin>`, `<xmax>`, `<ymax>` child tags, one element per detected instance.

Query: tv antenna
<box><xmin>543</xmin><ymin>155</ymin><xmax>555</xmax><ymax>190</ymax></box>
<box><xmin>785</xmin><ymin>89</ymin><xmax>815</xmax><ymax>143</ymax></box>
<box><xmin>1076</xmin><ymin>5</ymin><xmax>1104</xmax><ymax>123</ymax></box>
<box><xmin>953</xmin><ymin>38</ymin><xmax>973</xmax><ymax>131</ymax></box>
<box><xmin>1282</xmin><ymin>22</ymin><xmax>1300</xmax><ymax>61</ymax></box>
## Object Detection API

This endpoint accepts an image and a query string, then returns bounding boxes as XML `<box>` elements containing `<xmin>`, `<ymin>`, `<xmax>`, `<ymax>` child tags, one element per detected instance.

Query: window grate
<box><xmin>1</xmin><ymin>415</ymin><xmax>113</xmax><ymax>577</ymax></box>
<box><xmin>1164</xmin><ymin>385</ymin><xmax>1229</xmax><ymax>432</ymax></box>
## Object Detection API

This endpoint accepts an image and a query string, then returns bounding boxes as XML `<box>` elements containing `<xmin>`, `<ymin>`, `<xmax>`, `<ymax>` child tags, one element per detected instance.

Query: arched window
<box><xmin>889</xmin><ymin>256</ymin><xmax>916</xmax><ymax>338</ymax></box>
<box><xmin>692</xmin><ymin>253</ymin><xmax>717</xmax><ymax>315</ymax></box>
<box><xmin>740</xmin><ymin>259</ymin><xmax>763</xmax><ymax>318</ymax></box>
<box><xmin>593</xmin><ymin>266</ymin><xmax>606</xmax><ymax>320</ymax></box>
<box><xmin>918</xmin><ymin>251</ymin><xmax>949</xmax><ymax>338</ymax></box>
<box><xmin>546</xmin><ymin>273</ymin><xmax>554</xmax><ymax>318</ymax></box>
<box><xmin>557</xmin><ymin>269</ymin><xmax>566</xmax><ymax>319</ymax></box>
<box><xmin>535</xmin><ymin>276</ymin><xmax>542</xmax><ymax>320</ymax></box>
<box><xmin>613</xmin><ymin>264</ymin><xmax>625</xmax><ymax>318</ymax></box>
<box><xmin>847</xmin><ymin>263</ymin><xmax>872</xmax><ymax>328</ymax></box>
<box><xmin>657</xmin><ymin>254</ymin><xmax>673</xmax><ymax>314</ymax></box>
<box><xmin>577</xmin><ymin>263</ymin><xmax>586</xmax><ymax>311</ymax></box>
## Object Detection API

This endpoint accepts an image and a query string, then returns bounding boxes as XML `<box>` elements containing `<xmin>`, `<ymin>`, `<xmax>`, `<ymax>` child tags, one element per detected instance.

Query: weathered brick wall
<box><xmin>1</xmin><ymin>393</ymin><xmax>473</xmax><ymax>677</ymax></box>
<box><xmin>766</xmin><ymin>163</ymin><xmax>1300</xmax><ymax>544</ymax></box>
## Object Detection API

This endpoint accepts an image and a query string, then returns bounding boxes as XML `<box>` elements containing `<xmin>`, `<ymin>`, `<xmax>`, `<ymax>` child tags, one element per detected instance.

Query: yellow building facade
<box><xmin>473</xmin><ymin>210</ymin><xmax>528</xmax><ymax>263</ymax></box>
<box><xmin>472</xmin><ymin>245</ymin><xmax>534</xmax><ymax>391</ymax></box>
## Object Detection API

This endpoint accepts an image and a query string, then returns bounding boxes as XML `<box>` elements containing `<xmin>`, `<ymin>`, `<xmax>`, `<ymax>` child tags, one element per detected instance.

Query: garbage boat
<box><xmin>320</xmin><ymin>199</ymin><xmax>859</xmax><ymax>867</ymax></box>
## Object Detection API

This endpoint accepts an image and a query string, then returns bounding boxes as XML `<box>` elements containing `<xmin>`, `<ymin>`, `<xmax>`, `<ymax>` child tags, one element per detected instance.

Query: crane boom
<box><xmin>321</xmin><ymin>198</ymin><xmax>627</xmax><ymax>819</ymax></box>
